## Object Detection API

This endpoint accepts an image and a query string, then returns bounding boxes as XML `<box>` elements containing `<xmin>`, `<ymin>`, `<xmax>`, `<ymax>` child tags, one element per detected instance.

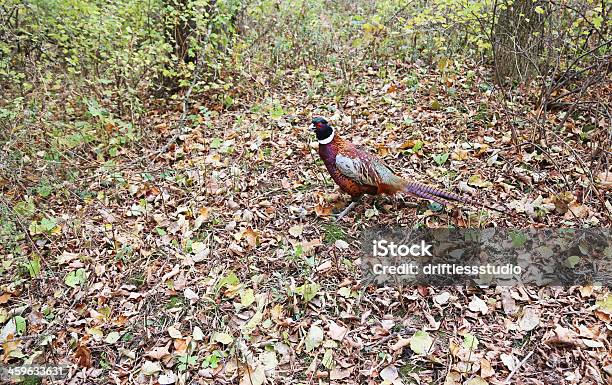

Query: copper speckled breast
<box><xmin>319</xmin><ymin>143</ymin><xmax>378</xmax><ymax>198</ymax></box>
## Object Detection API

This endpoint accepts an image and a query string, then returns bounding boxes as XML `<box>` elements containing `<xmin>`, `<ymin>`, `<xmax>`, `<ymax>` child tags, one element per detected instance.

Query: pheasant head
<box><xmin>310</xmin><ymin>117</ymin><xmax>335</xmax><ymax>144</ymax></box>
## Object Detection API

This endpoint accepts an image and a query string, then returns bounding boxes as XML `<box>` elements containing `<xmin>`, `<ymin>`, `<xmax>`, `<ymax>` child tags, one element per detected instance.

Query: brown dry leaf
<box><xmin>578</xmin><ymin>285</ymin><xmax>594</xmax><ymax>297</ymax></box>
<box><xmin>228</xmin><ymin>243</ymin><xmax>245</xmax><ymax>255</ymax></box>
<box><xmin>314</xmin><ymin>203</ymin><xmax>333</xmax><ymax>217</ymax></box>
<box><xmin>75</xmin><ymin>344</ymin><xmax>92</xmax><ymax>368</ymax></box>
<box><xmin>380</xmin><ymin>365</ymin><xmax>399</xmax><ymax>382</ymax></box>
<box><xmin>398</xmin><ymin>139</ymin><xmax>418</xmax><ymax>150</ymax></box>
<box><xmin>563</xmin><ymin>202</ymin><xmax>590</xmax><ymax>219</ymax></box>
<box><xmin>465</xmin><ymin>376</ymin><xmax>488</xmax><ymax>385</ymax></box>
<box><xmin>500</xmin><ymin>289</ymin><xmax>517</xmax><ymax>315</ymax></box>
<box><xmin>289</xmin><ymin>224</ymin><xmax>303</xmax><ymax>237</ymax></box>
<box><xmin>545</xmin><ymin>325</ymin><xmax>580</xmax><ymax>346</ymax></box>
<box><xmin>174</xmin><ymin>338</ymin><xmax>189</xmax><ymax>354</ymax></box>
<box><xmin>145</xmin><ymin>345</ymin><xmax>171</xmax><ymax>360</ymax></box>
<box><xmin>199</xmin><ymin>206</ymin><xmax>212</xmax><ymax>219</ymax></box>
<box><xmin>444</xmin><ymin>371</ymin><xmax>462</xmax><ymax>385</ymax></box>
<box><xmin>1</xmin><ymin>335</ymin><xmax>21</xmax><ymax>362</ymax></box>
<box><xmin>301</xmin><ymin>238</ymin><xmax>322</xmax><ymax>253</ymax></box>
<box><xmin>243</xmin><ymin>227</ymin><xmax>260</xmax><ymax>248</ymax></box>
<box><xmin>391</xmin><ymin>337</ymin><xmax>411</xmax><ymax>351</ymax></box>
<box><xmin>480</xmin><ymin>358</ymin><xmax>494</xmax><ymax>378</ymax></box>
<box><xmin>0</xmin><ymin>293</ymin><xmax>10</xmax><ymax>304</ymax></box>
<box><xmin>451</xmin><ymin>149</ymin><xmax>469</xmax><ymax>161</ymax></box>
<box><xmin>239</xmin><ymin>364</ymin><xmax>265</xmax><ymax>385</ymax></box>
<box><xmin>385</xmin><ymin>83</ymin><xmax>398</xmax><ymax>94</ymax></box>
<box><xmin>500</xmin><ymin>353</ymin><xmax>518</xmax><ymax>371</ymax></box>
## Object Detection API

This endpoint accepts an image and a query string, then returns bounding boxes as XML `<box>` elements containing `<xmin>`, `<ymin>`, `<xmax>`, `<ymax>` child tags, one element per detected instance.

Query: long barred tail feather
<box><xmin>403</xmin><ymin>180</ymin><xmax>506</xmax><ymax>214</ymax></box>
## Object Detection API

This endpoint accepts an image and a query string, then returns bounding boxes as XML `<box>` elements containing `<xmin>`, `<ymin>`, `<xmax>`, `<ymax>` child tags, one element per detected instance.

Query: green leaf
<box><xmin>410</xmin><ymin>331</ymin><xmax>433</xmax><ymax>354</ymax></box>
<box><xmin>468</xmin><ymin>175</ymin><xmax>492</xmax><ymax>188</ymax></box>
<box><xmin>105</xmin><ymin>331</ymin><xmax>121</xmax><ymax>344</ymax></box>
<box><xmin>411</xmin><ymin>140</ymin><xmax>423</xmax><ymax>153</ymax></box>
<box><xmin>595</xmin><ymin>294</ymin><xmax>612</xmax><ymax>314</ymax></box>
<box><xmin>65</xmin><ymin>268</ymin><xmax>87</xmax><ymax>288</ymax></box>
<box><xmin>592</xmin><ymin>16</ymin><xmax>603</xmax><ymax>29</ymax></box>
<box><xmin>14</xmin><ymin>316</ymin><xmax>27</xmax><ymax>335</ymax></box>
<box><xmin>509</xmin><ymin>231</ymin><xmax>527</xmax><ymax>248</ymax></box>
<box><xmin>155</xmin><ymin>227</ymin><xmax>167</xmax><ymax>236</ymax></box>
<box><xmin>14</xmin><ymin>199</ymin><xmax>36</xmax><ymax>217</ymax></box>
<box><xmin>24</xmin><ymin>255</ymin><xmax>41</xmax><ymax>278</ymax></box>
<box><xmin>210</xmin><ymin>137</ymin><xmax>223</xmax><ymax>149</ymax></box>
<box><xmin>337</xmin><ymin>287</ymin><xmax>351</xmax><ymax>298</ymax></box>
<box><xmin>535</xmin><ymin>6</ymin><xmax>545</xmax><ymax>14</ymax></box>
<box><xmin>217</xmin><ymin>271</ymin><xmax>239</xmax><ymax>291</ymax></box>
<box><xmin>240</xmin><ymin>288</ymin><xmax>255</xmax><ymax>307</ymax></box>
<box><xmin>462</xmin><ymin>333</ymin><xmax>479</xmax><ymax>350</ymax></box>
<box><xmin>296</xmin><ymin>283</ymin><xmax>319</xmax><ymax>302</ymax></box>
<box><xmin>40</xmin><ymin>217</ymin><xmax>58</xmax><ymax>232</ymax></box>
<box><xmin>432</xmin><ymin>153</ymin><xmax>449</xmax><ymax>166</ymax></box>
<box><xmin>322</xmin><ymin>349</ymin><xmax>334</xmax><ymax>369</ymax></box>
<box><xmin>37</xmin><ymin>184</ymin><xmax>53</xmax><ymax>198</ymax></box>
<box><xmin>564</xmin><ymin>255</ymin><xmax>580</xmax><ymax>268</ymax></box>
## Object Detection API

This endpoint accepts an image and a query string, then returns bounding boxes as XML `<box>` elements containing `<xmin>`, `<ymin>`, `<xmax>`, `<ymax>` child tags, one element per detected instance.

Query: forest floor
<box><xmin>1</xmin><ymin>62</ymin><xmax>611</xmax><ymax>384</ymax></box>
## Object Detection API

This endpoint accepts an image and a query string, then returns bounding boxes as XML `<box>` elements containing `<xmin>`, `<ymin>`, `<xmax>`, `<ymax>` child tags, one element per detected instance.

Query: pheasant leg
<box><xmin>334</xmin><ymin>201</ymin><xmax>359</xmax><ymax>222</ymax></box>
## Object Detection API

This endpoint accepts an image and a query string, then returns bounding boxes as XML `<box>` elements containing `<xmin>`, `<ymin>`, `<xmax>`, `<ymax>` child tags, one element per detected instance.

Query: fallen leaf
<box><xmin>334</xmin><ymin>239</ymin><xmax>349</xmax><ymax>249</ymax></box>
<box><xmin>500</xmin><ymin>289</ymin><xmax>517</xmax><ymax>315</ymax></box>
<box><xmin>193</xmin><ymin>326</ymin><xmax>204</xmax><ymax>341</ymax></box>
<box><xmin>380</xmin><ymin>365</ymin><xmax>399</xmax><ymax>381</ymax></box>
<box><xmin>465</xmin><ymin>376</ymin><xmax>488</xmax><ymax>385</ymax></box>
<box><xmin>104</xmin><ymin>331</ymin><xmax>121</xmax><ymax>344</ymax></box>
<box><xmin>518</xmin><ymin>307</ymin><xmax>540</xmax><ymax>331</ymax></box>
<box><xmin>468</xmin><ymin>296</ymin><xmax>488</xmax><ymax>315</ymax></box>
<box><xmin>468</xmin><ymin>174</ymin><xmax>492</xmax><ymax>188</ymax></box>
<box><xmin>243</xmin><ymin>227</ymin><xmax>260</xmax><ymax>247</ymax></box>
<box><xmin>289</xmin><ymin>224</ymin><xmax>303</xmax><ymax>237</ymax></box>
<box><xmin>239</xmin><ymin>365</ymin><xmax>265</xmax><ymax>385</ymax></box>
<box><xmin>434</xmin><ymin>291</ymin><xmax>451</xmax><ymax>305</ymax></box>
<box><xmin>327</xmin><ymin>320</ymin><xmax>348</xmax><ymax>341</ymax></box>
<box><xmin>500</xmin><ymin>353</ymin><xmax>518</xmax><ymax>371</ymax></box>
<box><xmin>0</xmin><ymin>293</ymin><xmax>10</xmax><ymax>304</ymax></box>
<box><xmin>391</xmin><ymin>338</ymin><xmax>411</xmax><ymax>351</ymax></box>
<box><xmin>480</xmin><ymin>358</ymin><xmax>494</xmax><ymax>378</ymax></box>
<box><xmin>410</xmin><ymin>330</ymin><xmax>433</xmax><ymax>354</ymax></box>
<box><xmin>167</xmin><ymin>326</ymin><xmax>182</xmax><ymax>339</ymax></box>
<box><xmin>75</xmin><ymin>344</ymin><xmax>92</xmax><ymax>368</ymax></box>
<box><xmin>145</xmin><ymin>345</ymin><xmax>171</xmax><ymax>360</ymax></box>
<box><xmin>141</xmin><ymin>360</ymin><xmax>162</xmax><ymax>376</ymax></box>
<box><xmin>212</xmin><ymin>332</ymin><xmax>234</xmax><ymax>345</ymax></box>
<box><xmin>158</xmin><ymin>371</ymin><xmax>177</xmax><ymax>385</ymax></box>
<box><xmin>330</xmin><ymin>368</ymin><xmax>351</xmax><ymax>380</ymax></box>
<box><xmin>305</xmin><ymin>325</ymin><xmax>324</xmax><ymax>352</ymax></box>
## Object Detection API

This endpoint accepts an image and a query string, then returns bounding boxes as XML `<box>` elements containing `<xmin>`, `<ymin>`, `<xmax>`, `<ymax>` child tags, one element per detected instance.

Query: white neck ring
<box><xmin>318</xmin><ymin>128</ymin><xmax>335</xmax><ymax>145</ymax></box>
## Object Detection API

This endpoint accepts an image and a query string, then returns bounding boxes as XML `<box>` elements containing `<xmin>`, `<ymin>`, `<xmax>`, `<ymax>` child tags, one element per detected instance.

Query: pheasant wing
<box><xmin>335</xmin><ymin>153</ymin><xmax>381</xmax><ymax>187</ymax></box>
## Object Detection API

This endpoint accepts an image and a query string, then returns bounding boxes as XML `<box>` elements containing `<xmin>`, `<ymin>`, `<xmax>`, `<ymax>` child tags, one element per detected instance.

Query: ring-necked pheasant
<box><xmin>310</xmin><ymin>117</ymin><xmax>505</xmax><ymax>220</ymax></box>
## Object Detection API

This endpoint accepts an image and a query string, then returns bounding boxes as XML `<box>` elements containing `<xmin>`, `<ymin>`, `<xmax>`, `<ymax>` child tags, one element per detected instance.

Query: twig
<box><xmin>504</xmin><ymin>350</ymin><xmax>534</xmax><ymax>384</ymax></box>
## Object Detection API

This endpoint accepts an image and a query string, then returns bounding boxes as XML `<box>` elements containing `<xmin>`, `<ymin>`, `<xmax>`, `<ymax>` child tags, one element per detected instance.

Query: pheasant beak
<box><xmin>309</xmin><ymin>124</ymin><xmax>316</xmax><ymax>131</ymax></box>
